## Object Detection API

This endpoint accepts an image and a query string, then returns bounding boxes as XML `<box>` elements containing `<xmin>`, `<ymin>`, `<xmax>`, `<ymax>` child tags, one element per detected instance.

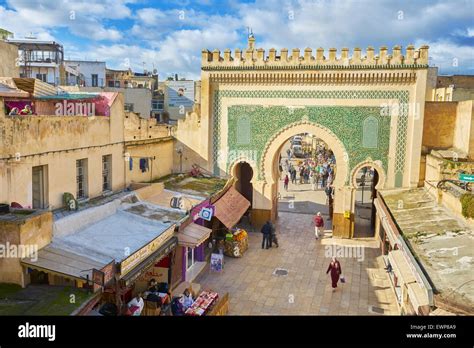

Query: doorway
<box><xmin>29</xmin><ymin>269</ymin><xmax>49</xmax><ymax>284</ymax></box>
<box><xmin>353</xmin><ymin>166</ymin><xmax>379</xmax><ymax>238</ymax></box>
<box><xmin>32</xmin><ymin>165</ymin><xmax>48</xmax><ymax>209</ymax></box>
<box><xmin>234</xmin><ymin>162</ymin><xmax>253</xmax><ymax>207</ymax></box>
<box><xmin>276</xmin><ymin>133</ymin><xmax>336</xmax><ymax>222</ymax></box>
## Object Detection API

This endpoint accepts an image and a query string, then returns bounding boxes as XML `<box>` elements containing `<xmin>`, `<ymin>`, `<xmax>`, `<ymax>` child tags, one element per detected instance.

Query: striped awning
<box><xmin>178</xmin><ymin>223</ymin><xmax>212</xmax><ymax>248</ymax></box>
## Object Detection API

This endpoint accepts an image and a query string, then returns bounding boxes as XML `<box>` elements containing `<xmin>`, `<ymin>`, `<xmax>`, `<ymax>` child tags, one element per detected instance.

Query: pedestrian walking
<box><xmin>313</xmin><ymin>211</ymin><xmax>324</xmax><ymax>240</ymax></box>
<box><xmin>271</xmin><ymin>229</ymin><xmax>279</xmax><ymax>248</ymax></box>
<box><xmin>284</xmin><ymin>175</ymin><xmax>289</xmax><ymax>191</ymax></box>
<box><xmin>325</xmin><ymin>184</ymin><xmax>333</xmax><ymax>205</ymax></box>
<box><xmin>322</xmin><ymin>169</ymin><xmax>328</xmax><ymax>188</ymax></box>
<box><xmin>326</xmin><ymin>257</ymin><xmax>342</xmax><ymax>291</ymax></box>
<box><xmin>261</xmin><ymin>220</ymin><xmax>272</xmax><ymax>249</ymax></box>
<box><xmin>291</xmin><ymin>168</ymin><xmax>297</xmax><ymax>184</ymax></box>
<box><xmin>268</xmin><ymin>221</ymin><xmax>278</xmax><ymax>248</ymax></box>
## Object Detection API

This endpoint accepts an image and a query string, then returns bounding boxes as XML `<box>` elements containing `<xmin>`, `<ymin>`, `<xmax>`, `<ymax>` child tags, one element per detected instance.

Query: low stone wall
<box><xmin>133</xmin><ymin>183</ymin><xmax>165</xmax><ymax>201</ymax></box>
<box><xmin>53</xmin><ymin>199</ymin><xmax>122</xmax><ymax>238</ymax></box>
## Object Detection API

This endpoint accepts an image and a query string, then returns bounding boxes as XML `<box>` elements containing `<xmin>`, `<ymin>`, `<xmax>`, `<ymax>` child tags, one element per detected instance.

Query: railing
<box><xmin>57</xmin><ymin>77</ymin><xmax>105</xmax><ymax>88</ymax></box>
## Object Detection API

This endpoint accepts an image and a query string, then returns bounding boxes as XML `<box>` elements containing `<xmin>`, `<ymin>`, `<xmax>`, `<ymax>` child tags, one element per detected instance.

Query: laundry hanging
<box><xmin>139</xmin><ymin>158</ymin><xmax>149</xmax><ymax>172</ymax></box>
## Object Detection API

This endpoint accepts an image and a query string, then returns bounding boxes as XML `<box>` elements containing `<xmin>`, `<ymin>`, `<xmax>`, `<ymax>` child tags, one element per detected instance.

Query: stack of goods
<box><xmin>184</xmin><ymin>291</ymin><xmax>219</xmax><ymax>316</ymax></box>
<box><xmin>223</xmin><ymin>229</ymin><xmax>248</xmax><ymax>258</ymax></box>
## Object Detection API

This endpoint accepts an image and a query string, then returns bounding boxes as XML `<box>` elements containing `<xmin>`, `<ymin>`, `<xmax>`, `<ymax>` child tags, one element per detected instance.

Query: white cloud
<box><xmin>417</xmin><ymin>39</ymin><xmax>474</xmax><ymax>73</ymax></box>
<box><xmin>0</xmin><ymin>0</ymin><xmax>132</xmax><ymax>41</ymax></box>
<box><xmin>1</xmin><ymin>0</ymin><xmax>472</xmax><ymax>77</ymax></box>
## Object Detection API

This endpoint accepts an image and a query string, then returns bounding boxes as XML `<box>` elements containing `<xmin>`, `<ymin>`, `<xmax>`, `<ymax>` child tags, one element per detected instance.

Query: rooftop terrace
<box><xmin>381</xmin><ymin>188</ymin><xmax>474</xmax><ymax>312</ymax></box>
<box><xmin>155</xmin><ymin>174</ymin><xmax>227</xmax><ymax>198</ymax></box>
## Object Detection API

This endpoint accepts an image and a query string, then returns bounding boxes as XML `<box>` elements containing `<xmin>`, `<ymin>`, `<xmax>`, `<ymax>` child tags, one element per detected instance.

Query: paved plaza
<box><xmin>197</xmin><ymin>210</ymin><xmax>399</xmax><ymax>315</ymax></box>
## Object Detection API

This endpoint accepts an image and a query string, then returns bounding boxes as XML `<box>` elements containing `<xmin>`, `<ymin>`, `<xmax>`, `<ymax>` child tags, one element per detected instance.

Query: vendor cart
<box><xmin>223</xmin><ymin>228</ymin><xmax>248</xmax><ymax>258</ymax></box>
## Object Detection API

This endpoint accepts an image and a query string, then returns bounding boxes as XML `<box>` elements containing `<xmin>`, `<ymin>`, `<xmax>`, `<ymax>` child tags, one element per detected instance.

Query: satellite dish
<box><xmin>153</xmin><ymin>69</ymin><xmax>157</xmax><ymax>74</ymax></box>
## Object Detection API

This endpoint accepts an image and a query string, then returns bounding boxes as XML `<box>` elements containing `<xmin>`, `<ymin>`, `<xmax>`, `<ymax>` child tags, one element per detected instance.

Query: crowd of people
<box><xmin>282</xmin><ymin>143</ymin><xmax>336</xmax><ymax>194</ymax></box>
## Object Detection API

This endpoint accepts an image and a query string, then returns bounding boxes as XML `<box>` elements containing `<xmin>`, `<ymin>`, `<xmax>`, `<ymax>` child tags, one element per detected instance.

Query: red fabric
<box><xmin>129</xmin><ymin>305</ymin><xmax>140</xmax><ymax>314</ymax></box>
<box><xmin>156</xmin><ymin>256</ymin><xmax>170</xmax><ymax>268</ymax></box>
<box><xmin>326</xmin><ymin>261</ymin><xmax>342</xmax><ymax>288</ymax></box>
<box><xmin>313</xmin><ymin>216</ymin><xmax>324</xmax><ymax>227</ymax></box>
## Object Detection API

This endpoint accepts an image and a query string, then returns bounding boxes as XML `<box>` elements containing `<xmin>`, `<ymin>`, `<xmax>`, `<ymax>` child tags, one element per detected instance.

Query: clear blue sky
<box><xmin>1</xmin><ymin>0</ymin><xmax>473</xmax><ymax>79</ymax></box>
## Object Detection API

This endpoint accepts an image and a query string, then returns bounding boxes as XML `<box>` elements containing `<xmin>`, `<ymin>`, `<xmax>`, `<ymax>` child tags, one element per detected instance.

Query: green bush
<box><xmin>460</xmin><ymin>194</ymin><xmax>474</xmax><ymax>219</ymax></box>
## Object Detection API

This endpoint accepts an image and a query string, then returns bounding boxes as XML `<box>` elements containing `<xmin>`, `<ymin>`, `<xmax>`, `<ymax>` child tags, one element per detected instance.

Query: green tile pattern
<box><xmin>212</xmin><ymin>90</ymin><xmax>409</xmax><ymax>186</ymax></box>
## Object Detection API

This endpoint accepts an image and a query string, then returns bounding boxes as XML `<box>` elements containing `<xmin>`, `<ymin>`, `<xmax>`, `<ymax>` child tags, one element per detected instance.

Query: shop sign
<box><xmin>198</xmin><ymin>207</ymin><xmax>213</xmax><ymax>221</ymax></box>
<box><xmin>210</xmin><ymin>253</ymin><xmax>224</xmax><ymax>272</ymax></box>
<box><xmin>120</xmin><ymin>227</ymin><xmax>174</xmax><ymax>276</ymax></box>
<box><xmin>92</xmin><ymin>269</ymin><xmax>104</xmax><ymax>289</ymax></box>
<box><xmin>140</xmin><ymin>266</ymin><xmax>168</xmax><ymax>284</ymax></box>
<box><xmin>102</xmin><ymin>260</ymin><xmax>115</xmax><ymax>285</ymax></box>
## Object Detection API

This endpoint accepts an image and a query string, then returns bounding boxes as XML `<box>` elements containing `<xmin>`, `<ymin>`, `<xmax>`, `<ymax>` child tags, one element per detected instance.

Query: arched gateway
<box><xmin>177</xmin><ymin>36</ymin><xmax>429</xmax><ymax>238</ymax></box>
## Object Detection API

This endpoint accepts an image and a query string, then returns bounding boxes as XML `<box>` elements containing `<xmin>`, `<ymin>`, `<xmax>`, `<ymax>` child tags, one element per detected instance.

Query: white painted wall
<box><xmin>28</xmin><ymin>66</ymin><xmax>58</xmax><ymax>84</ymax></box>
<box><xmin>64</xmin><ymin>60</ymin><xmax>106</xmax><ymax>87</ymax></box>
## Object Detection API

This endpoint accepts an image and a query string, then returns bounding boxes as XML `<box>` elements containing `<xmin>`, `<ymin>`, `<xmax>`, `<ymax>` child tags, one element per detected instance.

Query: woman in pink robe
<box><xmin>326</xmin><ymin>257</ymin><xmax>342</xmax><ymax>291</ymax></box>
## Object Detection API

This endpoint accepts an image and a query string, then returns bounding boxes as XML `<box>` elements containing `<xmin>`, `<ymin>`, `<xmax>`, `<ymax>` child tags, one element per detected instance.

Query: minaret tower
<box><xmin>247</xmin><ymin>28</ymin><xmax>255</xmax><ymax>50</ymax></box>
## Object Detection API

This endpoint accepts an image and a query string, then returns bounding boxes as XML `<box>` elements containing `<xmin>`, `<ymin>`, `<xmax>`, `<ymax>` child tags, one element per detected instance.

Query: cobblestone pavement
<box><xmin>196</xmin><ymin>211</ymin><xmax>399</xmax><ymax>315</ymax></box>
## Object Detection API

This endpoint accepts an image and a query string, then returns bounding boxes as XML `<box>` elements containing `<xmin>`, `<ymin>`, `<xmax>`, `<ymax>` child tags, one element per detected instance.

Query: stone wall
<box><xmin>0</xmin><ymin>41</ymin><xmax>19</xmax><ymax>78</ymax></box>
<box><xmin>422</xmin><ymin>102</ymin><xmax>458</xmax><ymax>150</ymax></box>
<box><xmin>124</xmin><ymin>111</ymin><xmax>172</xmax><ymax>141</ymax></box>
<box><xmin>125</xmin><ymin>139</ymin><xmax>175</xmax><ymax>183</ymax></box>
<box><xmin>202</xmin><ymin>45</ymin><xmax>429</xmax><ymax>68</ymax></box>
<box><xmin>453</xmin><ymin>100</ymin><xmax>474</xmax><ymax>158</ymax></box>
<box><xmin>0</xmin><ymin>211</ymin><xmax>52</xmax><ymax>286</ymax></box>
<box><xmin>175</xmin><ymin>110</ymin><xmax>210</xmax><ymax>173</ymax></box>
<box><xmin>0</xmin><ymin>94</ymin><xmax>126</xmax><ymax>209</ymax></box>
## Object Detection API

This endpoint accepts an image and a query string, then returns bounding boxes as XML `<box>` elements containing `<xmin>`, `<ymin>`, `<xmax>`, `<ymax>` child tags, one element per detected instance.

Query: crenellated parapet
<box><xmin>202</xmin><ymin>45</ymin><xmax>429</xmax><ymax>70</ymax></box>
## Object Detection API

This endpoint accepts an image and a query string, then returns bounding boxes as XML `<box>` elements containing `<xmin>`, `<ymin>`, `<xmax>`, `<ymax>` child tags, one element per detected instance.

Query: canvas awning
<box><xmin>388</xmin><ymin>250</ymin><xmax>417</xmax><ymax>285</ymax></box>
<box><xmin>178</xmin><ymin>223</ymin><xmax>212</xmax><ymax>248</ymax></box>
<box><xmin>0</xmin><ymin>78</ymin><xmax>30</xmax><ymax>98</ymax></box>
<box><xmin>21</xmin><ymin>245</ymin><xmax>106</xmax><ymax>282</ymax></box>
<box><xmin>12</xmin><ymin>78</ymin><xmax>57</xmax><ymax>97</ymax></box>
<box><xmin>213</xmin><ymin>186</ymin><xmax>250</xmax><ymax>229</ymax></box>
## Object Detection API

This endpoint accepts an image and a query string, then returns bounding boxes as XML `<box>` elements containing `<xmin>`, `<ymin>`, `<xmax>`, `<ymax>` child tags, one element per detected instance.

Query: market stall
<box><xmin>223</xmin><ymin>228</ymin><xmax>248</xmax><ymax>257</ymax></box>
<box><xmin>184</xmin><ymin>290</ymin><xmax>229</xmax><ymax>316</ymax></box>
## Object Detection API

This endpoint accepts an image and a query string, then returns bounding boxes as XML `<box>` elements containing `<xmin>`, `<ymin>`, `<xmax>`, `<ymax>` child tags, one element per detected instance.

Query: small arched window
<box><xmin>362</xmin><ymin>115</ymin><xmax>379</xmax><ymax>148</ymax></box>
<box><xmin>236</xmin><ymin>117</ymin><xmax>251</xmax><ymax>145</ymax></box>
